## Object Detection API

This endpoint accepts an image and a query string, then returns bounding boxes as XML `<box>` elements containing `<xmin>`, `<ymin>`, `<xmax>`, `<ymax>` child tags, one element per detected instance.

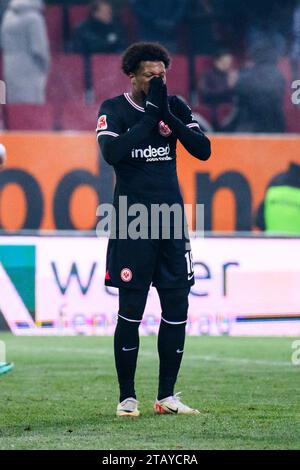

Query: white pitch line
<box><xmin>188</xmin><ymin>355</ymin><xmax>294</xmax><ymax>367</ymax></box>
<box><xmin>11</xmin><ymin>346</ymin><xmax>294</xmax><ymax>367</ymax></box>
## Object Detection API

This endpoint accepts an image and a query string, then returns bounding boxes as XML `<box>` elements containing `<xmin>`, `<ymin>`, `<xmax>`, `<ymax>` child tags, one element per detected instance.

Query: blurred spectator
<box><xmin>223</xmin><ymin>40</ymin><xmax>286</xmax><ymax>133</ymax></box>
<box><xmin>215</xmin><ymin>0</ymin><xmax>295</xmax><ymax>58</ymax></box>
<box><xmin>70</xmin><ymin>0</ymin><xmax>125</xmax><ymax>54</ymax></box>
<box><xmin>0</xmin><ymin>0</ymin><xmax>9</xmax><ymax>25</ymax></box>
<box><xmin>185</xmin><ymin>0</ymin><xmax>218</xmax><ymax>55</ymax></box>
<box><xmin>0</xmin><ymin>0</ymin><xmax>50</xmax><ymax>103</ymax></box>
<box><xmin>244</xmin><ymin>1</ymin><xmax>288</xmax><ymax>57</ymax></box>
<box><xmin>213</xmin><ymin>0</ymin><xmax>249</xmax><ymax>55</ymax></box>
<box><xmin>255</xmin><ymin>162</ymin><xmax>300</xmax><ymax>233</ymax></box>
<box><xmin>291</xmin><ymin>0</ymin><xmax>300</xmax><ymax>80</ymax></box>
<box><xmin>129</xmin><ymin>0</ymin><xmax>187</xmax><ymax>53</ymax></box>
<box><xmin>199</xmin><ymin>49</ymin><xmax>237</xmax><ymax>129</ymax></box>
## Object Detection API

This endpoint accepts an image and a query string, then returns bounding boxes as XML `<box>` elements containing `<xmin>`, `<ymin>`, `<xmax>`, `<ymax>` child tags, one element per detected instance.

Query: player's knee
<box><xmin>118</xmin><ymin>288</ymin><xmax>148</xmax><ymax>322</ymax></box>
<box><xmin>158</xmin><ymin>288</ymin><xmax>189</xmax><ymax>324</ymax></box>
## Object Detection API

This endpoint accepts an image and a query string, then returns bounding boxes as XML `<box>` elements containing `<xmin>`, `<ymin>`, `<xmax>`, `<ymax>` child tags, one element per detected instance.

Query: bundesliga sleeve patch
<box><xmin>97</xmin><ymin>115</ymin><xmax>108</xmax><ymax>131</ymax></box>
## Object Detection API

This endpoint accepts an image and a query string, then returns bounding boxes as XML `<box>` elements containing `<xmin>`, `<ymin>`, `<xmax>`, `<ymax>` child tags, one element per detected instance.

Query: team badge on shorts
<box><xmin>120</xmin><ymin>268</ymin><xmax>132</xmax><ymax>282</ymax></box>
<box><xmin>158</xmin><ymin>121</ymin><xmax>172</xmax><ymax>137</ymax></box>
<box><xmin>97</xmin><ymin>115</ymin><xmax>107</xmax><ymax>130</ymax></box>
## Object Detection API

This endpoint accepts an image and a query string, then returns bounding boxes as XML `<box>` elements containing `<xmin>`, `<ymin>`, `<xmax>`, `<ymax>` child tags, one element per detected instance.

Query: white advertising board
<box><xmin>1</xmin><ymin>236</ymin><xmax>300</xmax><ymax>336</ymax></box>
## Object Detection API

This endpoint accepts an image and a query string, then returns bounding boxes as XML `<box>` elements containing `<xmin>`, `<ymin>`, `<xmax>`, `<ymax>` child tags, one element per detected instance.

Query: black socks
<box><xmin>157</xmin><ymin>319</ymin><xmax>186</xmax><ymax>401</ymax></box>
<box><xmin>114</xmin><ymin>315</ymin><xmax>140</xmax><ymax>403</ymax></box>
<box><xmin>114</xmin><ymin>287</ymin><xmax>188</xmax><ymax>403</ymax></box>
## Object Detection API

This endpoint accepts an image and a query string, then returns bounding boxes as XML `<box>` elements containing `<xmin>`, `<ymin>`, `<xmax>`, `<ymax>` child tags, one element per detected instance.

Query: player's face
<box><xmin>131</xmin><ymin>61</ymin><xmax>167</xmax><ymax>95</ymax></box>
<box><xmin>216</xmin><ymin>54</ymin><xmax>233</xmax><ymax>72</ymax></box>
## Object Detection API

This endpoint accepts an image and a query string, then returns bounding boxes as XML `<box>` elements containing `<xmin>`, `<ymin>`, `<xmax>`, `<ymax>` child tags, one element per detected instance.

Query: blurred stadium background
<box><xmin>0</xmin><ymin>0</ymin><xmax>300</xmax><ymax>450</ymax></box>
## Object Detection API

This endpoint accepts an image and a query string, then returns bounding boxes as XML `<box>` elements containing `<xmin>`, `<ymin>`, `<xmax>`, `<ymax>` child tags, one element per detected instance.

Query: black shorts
<box><xmin>105</xmin><ymin>235</ymin><xmax>194</xmax><ymax>289</ymax></box>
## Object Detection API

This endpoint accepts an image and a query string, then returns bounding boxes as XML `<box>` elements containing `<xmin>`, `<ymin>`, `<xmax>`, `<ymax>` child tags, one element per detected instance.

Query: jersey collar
<box><xmin>124</xmin><ymin>93</ymin><xmax>145</xmax><ymax>112</ymax></box>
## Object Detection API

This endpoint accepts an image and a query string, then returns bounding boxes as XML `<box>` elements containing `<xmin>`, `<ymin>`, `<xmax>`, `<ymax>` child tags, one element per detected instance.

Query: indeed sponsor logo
<box><xmin>131</xmin><ymin>144</ymin><xmax>170</xmax><ymax>159</ymax></box>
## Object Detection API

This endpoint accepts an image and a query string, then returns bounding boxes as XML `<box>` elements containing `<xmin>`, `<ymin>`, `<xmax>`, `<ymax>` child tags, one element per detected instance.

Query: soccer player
<box><xmin>0</xmin><ymin>362</ymin><xmax>14</xmax><ymax>376</ymax></box>
<box><xmin>96</xmin><ymin>43</ymin><xmax>211</xmax><ymax>417</ymax></box>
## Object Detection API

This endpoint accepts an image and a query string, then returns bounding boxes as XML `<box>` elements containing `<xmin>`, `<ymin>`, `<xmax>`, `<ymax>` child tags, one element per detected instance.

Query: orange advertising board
<box><xmin>0</xmin><ymin>132</ymin><xmax>300</xmax><ymax>231</ymax></box>
<box><xmin>177</xmin><ymin>134</ymin><xmax>300</xmax><ymax>231</ymax></box>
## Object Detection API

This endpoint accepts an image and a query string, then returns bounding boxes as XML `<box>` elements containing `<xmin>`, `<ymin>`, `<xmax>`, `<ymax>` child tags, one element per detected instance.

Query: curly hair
<box><xmin>121</xmin><ymin>42</ymin><xmax>171</xmax><ymax>75</ymax></box>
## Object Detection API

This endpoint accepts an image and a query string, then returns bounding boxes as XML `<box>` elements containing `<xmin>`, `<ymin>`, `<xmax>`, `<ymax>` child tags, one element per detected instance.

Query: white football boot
<box><xmin>154</xmin><ymin>392</ymin><xmax>200</xmax><ymax>415</ymax></box>
<box><xmin>116</xmin><ymin>397</ymin><xmax>140</xmax><ymax>417</ymax></box>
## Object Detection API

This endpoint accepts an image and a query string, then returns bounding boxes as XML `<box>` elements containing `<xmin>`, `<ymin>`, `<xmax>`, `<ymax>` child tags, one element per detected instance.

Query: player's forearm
<box><xmin>98</xmin><ymin>116</ymin><xmax>157</xmax><ymax>165</ymax></box>
<box><xmin>167</xmin><ymin>114</ymin><xmax>211</xmax><ymax>161</ymax></box>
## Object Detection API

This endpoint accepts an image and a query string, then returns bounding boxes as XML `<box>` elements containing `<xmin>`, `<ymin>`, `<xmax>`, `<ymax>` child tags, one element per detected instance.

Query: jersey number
<box><xmin>185</xmin><ymin>251</ymin><xmax>194</xmax><ymax>279</ymax></box>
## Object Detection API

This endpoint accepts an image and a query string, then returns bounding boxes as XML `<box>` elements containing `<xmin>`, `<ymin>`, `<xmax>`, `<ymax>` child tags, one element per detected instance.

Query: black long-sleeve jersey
<box><xmin>96</xmin><ymin>93</ymin><xmax>211</xmax><ymax>208</ymax></box>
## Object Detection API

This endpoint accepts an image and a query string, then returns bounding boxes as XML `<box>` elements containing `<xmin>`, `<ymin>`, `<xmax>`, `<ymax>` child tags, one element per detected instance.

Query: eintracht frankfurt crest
<box><xmin>158</xmin><ymin>121</ymin><xmax>172</xmax><ymax>137</ymax></box>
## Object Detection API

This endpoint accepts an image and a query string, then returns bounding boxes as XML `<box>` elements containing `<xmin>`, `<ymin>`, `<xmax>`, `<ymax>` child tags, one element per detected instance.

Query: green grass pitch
<box><xmin>0</xmin><ymin>334</ymin><xmax>299</xmax><ymax>450</ymax></box>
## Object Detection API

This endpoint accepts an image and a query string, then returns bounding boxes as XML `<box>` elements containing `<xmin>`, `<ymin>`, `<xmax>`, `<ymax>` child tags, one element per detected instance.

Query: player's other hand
<box><xmin>161</xmin><ymin>82</ymin><xmax>173</xmax><ymax>124</ymax></box>
<box><xmin>144</xmin><ymin>77</ymin><xmax>165</xmax><ymax>121</ymax></box>
<box><xmin>0</xmin><ymin>143</ymin><xmax>7</xmax><ymax>170</ymax></box>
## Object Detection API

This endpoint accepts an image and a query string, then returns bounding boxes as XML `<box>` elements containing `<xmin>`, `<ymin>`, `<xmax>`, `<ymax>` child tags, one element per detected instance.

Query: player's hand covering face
<box><xmin>145</xmin><ymin>77</ymin><xmax>175</xmax><ymax>124</ymax></box>
<box><xmin>143</xmin><ymin>77</ymin><xmax>165</xmax><ymax>121</ymax></box>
